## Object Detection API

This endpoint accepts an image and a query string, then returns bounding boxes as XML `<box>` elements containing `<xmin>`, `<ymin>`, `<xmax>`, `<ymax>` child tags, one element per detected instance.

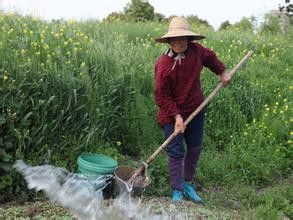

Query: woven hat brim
<box><xmin>155</xmin><ymin>30</ymin><xmax>205</xmax><ymax>43</ymax></box>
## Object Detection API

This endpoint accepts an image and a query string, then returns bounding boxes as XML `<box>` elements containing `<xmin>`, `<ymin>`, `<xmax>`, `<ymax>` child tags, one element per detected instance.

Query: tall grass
<box><xmin>0</xmin><ymin>12</ymin><xmax>292</xmax><ymax>217</ymax></box>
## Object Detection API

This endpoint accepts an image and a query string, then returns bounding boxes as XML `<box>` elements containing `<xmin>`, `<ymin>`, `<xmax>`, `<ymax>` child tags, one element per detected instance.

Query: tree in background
<box><xmin>104</xmin><ymin>1</ymin><xmax>213</xmax><ymax>27</ymax></box>
<box><xmin>233</xmin><ymin>17</ymin><xmax>255</xmax><ymax>32</ymax></box>
<box><xmin>280</xmin><ymin>0</ymin><xmax>293</xmax><ymax>15</ymax></box>
<box><xmin>104</xmin><ymin>12</ymin><xmax>126</xmax><ymax>22</ymax></box>
<box><xmin>278</xmin><ymin>0</ymin><xmax>293</xmax><ymax>25</ymax></box>
<box><xmin>124</xmin><ymin>0</ymin><xmax>155</xmax><ymax>22</ymax></box>
<box><xmin>261</xmin><ymin>0</ymin><xmax>293</xmax><ymax>33</ymax></box>
<box><xmin>282</xmin><ymin>0</ymin><xmax>293</xmax><ymax>24</ymax></box>
<box><xmin>261</xmin><ymin>14</ymin><xmax>282</xmax><ymax>33</ymax></box>
<box><xmin>153</xmin><ymin>12</ymin><xmax>167</xmax><ymax>22</ymax></box>
<box><xmin>218</xmin><ymin>20</ymin><xmax>232</xmax><ymax>31</ymax></box>
<box><xmin>186</xmin><ymin>15</ymin><xmax>212</xmax><ymax>29</ymax></box>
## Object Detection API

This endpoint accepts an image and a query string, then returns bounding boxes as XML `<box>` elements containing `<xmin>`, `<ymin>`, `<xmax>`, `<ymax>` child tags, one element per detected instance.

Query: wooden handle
<box><xmin>127</xmin><ymin>51</ymin><xmax>253</xmax><ymax>185</ymax></box>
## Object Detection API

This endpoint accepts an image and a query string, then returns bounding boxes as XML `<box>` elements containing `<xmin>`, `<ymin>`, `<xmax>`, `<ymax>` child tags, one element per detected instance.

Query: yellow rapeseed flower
<box><xmin>284</xmin><ymin>105</ymin><xmax>288</xmax><ymax>111</ymax></box>
<box><xmin>43</xmin><ymin>44</ymin><xmax>49</xmax><ymax>50</ymax></box>
<box><xmin>8</xmin><ymin>28</ymin><xmax>14</xmax><ymax>34</ymax></box>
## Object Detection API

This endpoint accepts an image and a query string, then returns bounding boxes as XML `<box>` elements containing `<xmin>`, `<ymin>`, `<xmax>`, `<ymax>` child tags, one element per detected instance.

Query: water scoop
<box><xmin>115</xmin><ymin>51</ymin><xmax>254</xmax><ymax>194</ymax></box>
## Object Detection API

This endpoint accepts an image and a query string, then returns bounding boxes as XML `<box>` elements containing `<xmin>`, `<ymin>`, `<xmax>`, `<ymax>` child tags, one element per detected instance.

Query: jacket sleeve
<box><xmin>154</xmin><ymin>58</ymin><xmax>180</xmax><ymax>117</ymax></box>
<box><xmin>201</xmin><ymin>46</ymin><xmax>225</xmax><ymax>75</ymax></box>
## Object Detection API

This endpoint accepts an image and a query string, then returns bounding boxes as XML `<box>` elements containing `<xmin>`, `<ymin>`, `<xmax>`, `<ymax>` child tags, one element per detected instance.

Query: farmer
<box><xmin>154</xmin><ymin>17</ymin><xmax>230</xmax><ymax>203</ymax></box>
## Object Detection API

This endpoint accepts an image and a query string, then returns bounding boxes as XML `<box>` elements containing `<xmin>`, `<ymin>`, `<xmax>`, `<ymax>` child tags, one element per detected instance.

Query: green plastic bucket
<box><xmin>77</xmin><ymin>153</ymin><xmax>118</xmax><ymax>178</ymax></box>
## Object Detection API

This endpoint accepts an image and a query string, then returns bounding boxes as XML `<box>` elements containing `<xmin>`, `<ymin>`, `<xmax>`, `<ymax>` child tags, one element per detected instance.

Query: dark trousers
<box><xmin>163</xmin><ymin>109</ymin><xmax>205</xmax><ymax>190</ymax></box>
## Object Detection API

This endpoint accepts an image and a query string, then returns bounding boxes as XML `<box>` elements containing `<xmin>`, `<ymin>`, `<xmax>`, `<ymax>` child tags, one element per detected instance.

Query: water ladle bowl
<box><xmin>114</xmin><ymin>166</ymin><xmax>150</xmax><ymax>196</ymax></box>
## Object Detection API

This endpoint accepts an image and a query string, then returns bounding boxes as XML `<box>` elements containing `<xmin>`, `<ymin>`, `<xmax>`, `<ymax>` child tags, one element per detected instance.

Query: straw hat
<box><xmin>155</xmin><ymin>17</ymin><xmax>205</xmax><ymax>43</ymax></box>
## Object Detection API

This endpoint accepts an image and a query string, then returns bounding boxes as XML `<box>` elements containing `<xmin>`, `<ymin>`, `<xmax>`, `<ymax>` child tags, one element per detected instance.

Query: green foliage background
<box><xmin>0</xmin><ymin>12</ymin><xmax>292</xmax><ymax>217</ymax></box>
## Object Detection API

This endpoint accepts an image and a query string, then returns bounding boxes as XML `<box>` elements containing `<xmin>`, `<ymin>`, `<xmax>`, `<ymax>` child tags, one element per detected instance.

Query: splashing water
<box><xmin>14</xmin><ymin>160</ymin><xmax>186</xmax><ymax>219</ymax></box>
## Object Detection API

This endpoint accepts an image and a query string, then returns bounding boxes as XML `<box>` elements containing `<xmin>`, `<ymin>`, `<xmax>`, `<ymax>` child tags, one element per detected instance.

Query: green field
<box><xmin>0</xmin><ymin>12</ymin><xmax>292</xmax><ymax>218</ymax></box>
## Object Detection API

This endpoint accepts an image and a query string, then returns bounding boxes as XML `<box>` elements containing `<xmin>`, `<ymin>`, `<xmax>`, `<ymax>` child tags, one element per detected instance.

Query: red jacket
<box><xmin>154</xmin><ymin>42</ymin><xmax>225</xmax><ymax>126</ymax></box>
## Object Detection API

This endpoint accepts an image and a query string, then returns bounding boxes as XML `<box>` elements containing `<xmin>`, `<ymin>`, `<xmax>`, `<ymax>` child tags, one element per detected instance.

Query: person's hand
<box><xmin>174</xmin><ymin>114</ymin><xmax>185</xmax><ymax>134</ymax></box>
<box><xmin>219</xmin><ymin>70</ymin><xmax>231</xmax><ymax>87</ymax></box>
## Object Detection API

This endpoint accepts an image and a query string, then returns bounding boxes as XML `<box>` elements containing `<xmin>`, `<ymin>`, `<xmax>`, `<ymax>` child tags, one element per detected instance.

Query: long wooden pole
<box><xmin>127</xmin><ymin>51</ymin><xmax>254</xmax><ymax>186</ymax></box>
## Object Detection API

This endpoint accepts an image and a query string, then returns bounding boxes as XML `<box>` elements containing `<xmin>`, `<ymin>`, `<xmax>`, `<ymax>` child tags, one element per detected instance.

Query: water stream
<box><xmin>14</xmin><ymin>160</ymin><xmax>185</xmax><ymax>219</ymax></box>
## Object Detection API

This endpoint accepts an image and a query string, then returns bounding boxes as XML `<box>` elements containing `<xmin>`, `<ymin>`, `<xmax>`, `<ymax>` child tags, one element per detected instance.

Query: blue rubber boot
<box><xmin>171</xmin><ymin>189</ymin><xmax>183</xmax><ymax>202</ymax></box>
<box><xmin>183</xmin><ymin>182</ymin><xmax>202</xmax><ymax>203</ymax></box>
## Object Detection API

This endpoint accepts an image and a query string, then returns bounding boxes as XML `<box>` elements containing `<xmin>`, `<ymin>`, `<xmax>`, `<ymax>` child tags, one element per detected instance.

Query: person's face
<box><xmin>168</xmin><ymin>36</ymin><xmax>188</xmax><ymax>53</ymax></box>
